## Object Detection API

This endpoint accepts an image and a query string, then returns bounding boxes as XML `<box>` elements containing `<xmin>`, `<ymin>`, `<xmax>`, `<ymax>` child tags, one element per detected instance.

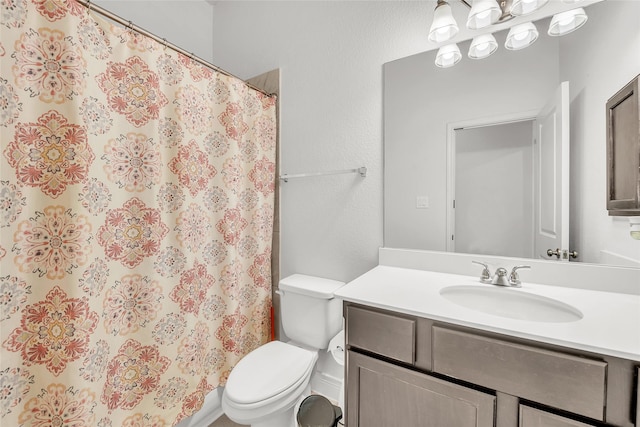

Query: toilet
<box><xmin>222</xmin><ymin>274</ymin><xmax>345</xmax><ymax>427</ymax></box>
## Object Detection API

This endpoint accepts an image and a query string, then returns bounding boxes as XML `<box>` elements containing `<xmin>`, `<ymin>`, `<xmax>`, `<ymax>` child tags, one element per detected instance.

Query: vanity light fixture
<box><xmin>429</xmin><ymin>0</ymin><xmax>459</xmax><ymax>43</ymax></box>
<box><xmin>468</xmin><ymin>33</ymin><xmax>498</xmax><ymax>59</ymax></box>
<box><xmin>505</xmin><ymin>22</ymin><xmax>539</xmax><ymax>50</ymax></box>
<box><xmin>548</xmin><ymin>8</ymin><xmax>588</xmax><ymax>36</ymax></box>
<box><xmin>435</xmin><ymin>43</ymin><xmax>462</xmax><ymax>68</ymax></box>
<box><xmin>428</xmin><ymin>0</ymin><xmax>588</xmax><ymax>68</ymax></box>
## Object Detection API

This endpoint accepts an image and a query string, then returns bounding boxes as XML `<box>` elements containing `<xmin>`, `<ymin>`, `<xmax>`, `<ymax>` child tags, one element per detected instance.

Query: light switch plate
<box><xmin>416</xmin><ymin>196</ymin><xmax>429</xmax><ymax>209</ymax></box>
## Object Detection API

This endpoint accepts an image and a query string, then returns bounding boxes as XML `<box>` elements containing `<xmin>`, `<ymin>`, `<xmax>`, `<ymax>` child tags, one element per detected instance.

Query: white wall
<box><xmin>94</xmin><ymin>0</ymin><xmax>215</xmax><ymax>63</ymax></box>
<box><xmin>560</xmin><ymin>0</ymin><xmax>640</xmax><ymax>264</ymax></box>
<box><xmin>210</xmin><ymin>2</ymin><xmax>441</xmax><ymax>282</ymax></box>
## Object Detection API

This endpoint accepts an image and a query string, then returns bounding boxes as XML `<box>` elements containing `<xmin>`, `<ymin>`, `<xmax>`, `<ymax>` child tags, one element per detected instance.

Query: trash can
<box><xmin>296</xmin><ymin>395</ymin><xmax>342</xmax><ymax>427</ymax></box>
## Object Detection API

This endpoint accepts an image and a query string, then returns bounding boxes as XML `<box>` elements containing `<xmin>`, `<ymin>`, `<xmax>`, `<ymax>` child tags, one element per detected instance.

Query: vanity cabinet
<box><xmin>606</xmin><ymin>74</ymin><xmax>640</xmax><ymax>216</ymax></box>
<box><xmin>344</xmin><ymin>303</ymin><xmax>639</xmax><ymax>427</ymax></box>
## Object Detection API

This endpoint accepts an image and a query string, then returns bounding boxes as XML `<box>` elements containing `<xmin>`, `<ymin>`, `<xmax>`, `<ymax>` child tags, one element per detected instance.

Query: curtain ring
<box><xmin>86</xmin><ymin>0</ymin><xmax>91</xmax><ymax>14</ymax></box>
<box><xmin>127</xmin><ymin>20</ymin><xmax>133</xmax><ymax>31</ymax></box>
<box><xmin>162</xmin><ymin>38</ymin><xmax>168</xmax><ymax>50</ymax></box>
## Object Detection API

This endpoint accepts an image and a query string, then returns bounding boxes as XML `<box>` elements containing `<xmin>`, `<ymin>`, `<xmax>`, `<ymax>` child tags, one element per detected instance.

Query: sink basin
<box><xmin>439</xmin><ymin>285</ymin><xmax>583</xmax><ymax>323</ymax></box>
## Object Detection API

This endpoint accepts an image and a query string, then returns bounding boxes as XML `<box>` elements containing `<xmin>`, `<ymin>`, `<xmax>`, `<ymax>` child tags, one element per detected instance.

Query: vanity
<box><xmin>335</xmin><ymin>249</ymin><xmax>640</xmax><ymax>427</ymax></box>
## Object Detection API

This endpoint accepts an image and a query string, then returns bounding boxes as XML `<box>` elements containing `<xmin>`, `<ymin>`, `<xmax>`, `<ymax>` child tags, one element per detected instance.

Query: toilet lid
<box><xmin>225</xmin><ymin>341</ymin><xmax>316</xmax><ymax>405</ymax></box>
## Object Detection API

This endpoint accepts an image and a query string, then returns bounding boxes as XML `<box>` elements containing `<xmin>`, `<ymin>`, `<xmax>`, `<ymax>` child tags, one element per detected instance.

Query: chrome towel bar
<box><xmin>280</xmin><ymin>167</ymin><xmax>367</xmax><ymax>182</ymax></box>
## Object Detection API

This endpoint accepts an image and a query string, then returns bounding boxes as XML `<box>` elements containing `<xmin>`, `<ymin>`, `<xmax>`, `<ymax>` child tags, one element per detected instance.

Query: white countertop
<box><xmin>334</xmin><ymin>265</ymin><xmax>640</xmax><ymax>361</ymax></box>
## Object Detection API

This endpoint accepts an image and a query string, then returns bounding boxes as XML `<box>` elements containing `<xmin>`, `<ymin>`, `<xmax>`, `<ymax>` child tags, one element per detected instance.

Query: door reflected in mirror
<box><xmin>451</xmin><ymin>120</ymin><xmax>535</xmax><ymax>259</ymax></box>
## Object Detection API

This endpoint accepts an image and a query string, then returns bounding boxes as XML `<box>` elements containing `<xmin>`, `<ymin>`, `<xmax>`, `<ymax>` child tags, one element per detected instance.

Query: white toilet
<box><xmin>222</xmin><ymin>274</ymin><xmax>345</xmax><ymax>427</ymax></box>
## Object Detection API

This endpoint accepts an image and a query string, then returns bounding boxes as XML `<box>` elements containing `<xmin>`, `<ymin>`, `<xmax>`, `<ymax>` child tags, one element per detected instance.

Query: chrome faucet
<box><xmin>491</xmin><ymin>267</ymin><xmax>510</xmax><ymax>286</ymax></box>
<box><xmin>472</xmin><ymin>261</ymin><xmax>531</xmax><ymax>287</ymax></box>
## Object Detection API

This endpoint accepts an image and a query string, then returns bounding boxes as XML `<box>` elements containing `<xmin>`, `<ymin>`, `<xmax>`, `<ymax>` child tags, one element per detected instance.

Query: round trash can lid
<box><xmin>296</xmin><ymin>395</ymin><xmax>338</xmax><ymax>426</ymax></box>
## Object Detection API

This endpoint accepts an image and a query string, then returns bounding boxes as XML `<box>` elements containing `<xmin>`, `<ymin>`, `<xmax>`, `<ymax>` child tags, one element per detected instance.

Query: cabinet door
<box><xmin>636</xmin><ymin>367</ymin><xmax>640</xmax><ymax>427</ymax></box>
<box><xmin>520</xmin><ymin>406</ymin><xmax>597</xmax><ymax>427</ymax></box>
<box><xmin>606</xmin><ymin>74</ymin><xmax>640</xmax><ymax>214</ymax></box>
<box><xmin>347</xmin><ymin>351</ymin><xmax>495</xmax><ymax>427</ymax></box>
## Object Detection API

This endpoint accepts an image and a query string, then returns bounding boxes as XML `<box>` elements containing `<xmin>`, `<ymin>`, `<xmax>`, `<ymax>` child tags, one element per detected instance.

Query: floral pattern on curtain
<box><xmin>0</xmin><ymin>1</ymin><xmax>277</xmax><ymax>425</ymax></box>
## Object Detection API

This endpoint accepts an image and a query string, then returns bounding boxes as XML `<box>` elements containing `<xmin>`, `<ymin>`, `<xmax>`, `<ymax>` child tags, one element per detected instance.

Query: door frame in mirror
<box><xmin>446</xmin><ymin>110</ymin><xmax>539</xmax><ymax>254</ymax></box>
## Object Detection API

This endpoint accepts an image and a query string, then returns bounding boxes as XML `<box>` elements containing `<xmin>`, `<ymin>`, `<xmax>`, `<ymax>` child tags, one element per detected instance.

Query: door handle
<box><xmin>547</xmin><ymin>249</ymin><xmax>578</xmax><ymax>259</ymax></box>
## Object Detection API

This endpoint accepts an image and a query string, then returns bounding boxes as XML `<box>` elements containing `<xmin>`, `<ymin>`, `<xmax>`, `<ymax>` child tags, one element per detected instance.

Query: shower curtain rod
<box><xmin>76</xmin><ymin>0</ymin><xmax>274</xmax><ymax>97</ymax></box>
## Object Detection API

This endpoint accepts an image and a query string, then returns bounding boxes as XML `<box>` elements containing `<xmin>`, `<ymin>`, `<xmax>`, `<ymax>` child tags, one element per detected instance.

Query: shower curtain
<box><xmin>1</xmin><ymin>1</ymin><xmax>276</xmax><ymax>425</ymax></box>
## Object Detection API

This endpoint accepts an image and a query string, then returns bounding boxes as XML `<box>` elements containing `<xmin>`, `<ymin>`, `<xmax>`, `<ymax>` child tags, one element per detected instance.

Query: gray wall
<box><xmin>455</xmin><ymin>121</ymin><xmax>534</xmax><ymax>258</ymax></box>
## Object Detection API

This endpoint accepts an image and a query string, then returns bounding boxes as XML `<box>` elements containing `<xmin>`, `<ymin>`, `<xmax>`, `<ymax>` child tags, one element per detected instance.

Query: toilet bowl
<box><xmin>222</xmin><ymin>341</ymin><xmax>318</xmax><ymax>427</ymax></box>
<box><xmin>221</xmin><ymin>275</ymin><xmax>345</xmax><ymax>427</ymax></box>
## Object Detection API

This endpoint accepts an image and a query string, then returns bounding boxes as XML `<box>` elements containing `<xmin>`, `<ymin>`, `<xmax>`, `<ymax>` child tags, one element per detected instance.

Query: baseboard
<box><xmin>310</xmin><ymin>371</ymin><xmax>342</xmax><ymax>405</ymax></box>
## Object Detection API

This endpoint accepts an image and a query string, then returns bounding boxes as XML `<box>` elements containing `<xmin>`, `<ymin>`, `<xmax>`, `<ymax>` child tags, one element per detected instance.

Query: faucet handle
<box><xmin>509</xmin><ymin>265</ymin><xmax>531</xmax><ymax>287</ymax></box>
<box><xmin>472</xmin><ymin>261</ymin><xmax>492</xmax><ymax>283</ymax></box>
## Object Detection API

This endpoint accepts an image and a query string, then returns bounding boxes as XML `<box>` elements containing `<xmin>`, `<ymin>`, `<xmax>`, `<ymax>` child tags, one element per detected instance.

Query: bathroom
<box><xmin>1</xmin><ymin>0</ymin><xmax>638</xmax><ymax>426</ymax></box>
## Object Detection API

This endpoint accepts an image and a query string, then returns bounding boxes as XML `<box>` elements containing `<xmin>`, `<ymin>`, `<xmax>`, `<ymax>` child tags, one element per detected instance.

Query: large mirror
<box><xmin>384</xmin><ymin>0</ymin><xmax>640</xmax><ymax>268</ymax></box>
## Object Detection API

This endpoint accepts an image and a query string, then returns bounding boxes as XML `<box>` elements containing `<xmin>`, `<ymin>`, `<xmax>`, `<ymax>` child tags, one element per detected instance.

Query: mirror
<box><xmin>384</xmin><ymin>0</ymin><xmax>640</xmax><ymax>268</ymax></box>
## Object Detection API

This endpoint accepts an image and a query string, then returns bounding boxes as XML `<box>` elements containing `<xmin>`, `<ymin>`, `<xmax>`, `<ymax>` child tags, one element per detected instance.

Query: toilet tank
<box><xmin>279</xmin><ymin>274</ymin><xmax>345</xmax><ymax>349</ymax></box>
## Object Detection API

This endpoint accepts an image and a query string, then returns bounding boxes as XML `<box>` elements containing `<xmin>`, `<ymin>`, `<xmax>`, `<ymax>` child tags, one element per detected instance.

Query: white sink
<box><xmin>439</xmin><ymin>285</ymin><xmax>583</xmax><ymax>323</ymax></box>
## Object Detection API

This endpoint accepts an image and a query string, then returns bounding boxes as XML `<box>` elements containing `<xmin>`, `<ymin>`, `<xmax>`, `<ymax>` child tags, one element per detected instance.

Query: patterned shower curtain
<box><xmin>1</xmin><ymin>1</ymin><xmax>276</xmax><ymax>425</ymax></box>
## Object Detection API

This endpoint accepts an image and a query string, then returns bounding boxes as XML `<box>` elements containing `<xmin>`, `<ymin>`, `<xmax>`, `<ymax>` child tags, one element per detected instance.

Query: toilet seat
<box><xmin>224</xmin><ymin>341</ymin><xmax>318</xmax><ymax>408</ymax></box>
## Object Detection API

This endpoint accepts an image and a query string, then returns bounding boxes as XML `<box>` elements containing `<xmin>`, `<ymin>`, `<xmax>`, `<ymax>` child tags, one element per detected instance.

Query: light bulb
<box><xmin>429</xmin><ymin>0</ymin><xmax>459</xmax><ymax>43</ymax></box>
<box><xmin>435</xmin><ymin>43</ymin><xmax>462</xmax><ymax>68</ymax></box>
<box><xmin>559</xmin><ymin>16</ymin><xmax>574</xmax><ymax>26</ymax></box>
<box><xmin>476</xmin><ymin>9</ymin><xmax>492</xmax><ymax>20</ymax></box>
<box><xmin>514</xmin><ymin>31</ymin><xmax>529</xmax><ymax>41</ymax></box>
<box><xmin>505</xmin><ymin>22</ymin><xmax>538</xmax><ymax>50</ymax></box>
<box><xmin>548</xmin><ymin>8</ymin><xmax>588</xmax><ymax>36</ymax></box>
<box><xmin>468</xmin><ymin>33</ymin><xmax>498</xmax><ymax>59</ymax></box>
<box><xmin>511</xmin><ymin>0</ymin><xmax>549</xmax><ymax>16</ymax></box>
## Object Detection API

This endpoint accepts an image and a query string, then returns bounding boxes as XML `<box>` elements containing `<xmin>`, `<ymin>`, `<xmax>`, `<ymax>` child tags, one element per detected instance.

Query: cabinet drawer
<box><xmin>346</xmin><ymin>305</ymin><xmax>415</xmax><ymax>364</ymax></box>
<box><xmin>520</xmin><ymin>406</ymin><xmax>598</xmax><ymax>427</ymax></box>
<box><xmin>432</xmin><ymin>327</ymin><xmax>607</xmax><ymax>421</ymax></box>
